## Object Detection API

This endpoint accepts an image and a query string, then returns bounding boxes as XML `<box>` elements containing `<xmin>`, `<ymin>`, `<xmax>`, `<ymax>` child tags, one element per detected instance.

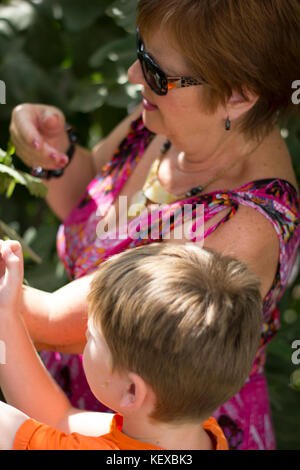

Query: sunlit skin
<box><xmin>82</xmin><ymin>317</ymin><xmax>127</xmax><ymax>412</ymax></box>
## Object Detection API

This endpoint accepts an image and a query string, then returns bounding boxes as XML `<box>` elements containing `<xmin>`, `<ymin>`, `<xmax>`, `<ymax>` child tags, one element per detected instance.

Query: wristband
<box><xmin>31</xmin><ymin>123</ymin><xmax>78</xmax><ymax>180</ymax></box>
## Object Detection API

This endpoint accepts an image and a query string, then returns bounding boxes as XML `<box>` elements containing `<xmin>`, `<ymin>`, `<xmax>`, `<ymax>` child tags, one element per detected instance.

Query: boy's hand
<box><xmin>0</xmin><ymin>240</ymin><xmax>24</xmax><ymax>315</ymax></box>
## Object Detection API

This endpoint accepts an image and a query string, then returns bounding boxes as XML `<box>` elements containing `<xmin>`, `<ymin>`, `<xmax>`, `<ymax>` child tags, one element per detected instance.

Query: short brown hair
<box><xmin>88</xmin><ymin>243</ymin><xmax>262</xmax><ymax>423</ymax></box>
<box><xmin>137</xmin><ymin>0</ymin><xmax>300</xmax><ymax>140</ymax></box>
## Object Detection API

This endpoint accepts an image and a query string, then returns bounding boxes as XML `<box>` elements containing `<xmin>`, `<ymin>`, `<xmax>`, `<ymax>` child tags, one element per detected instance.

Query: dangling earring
<box><xmin>225</xmin><ymin>116</ymin><xmax>231</xmax><ymax>131</ymax></box>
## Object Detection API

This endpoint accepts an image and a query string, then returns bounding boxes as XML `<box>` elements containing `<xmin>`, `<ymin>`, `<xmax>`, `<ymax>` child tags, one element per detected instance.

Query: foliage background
<box><xmin>0</xmin><ymin>0</ymin><xmax>299</xmax><ymax>449</ymax></box>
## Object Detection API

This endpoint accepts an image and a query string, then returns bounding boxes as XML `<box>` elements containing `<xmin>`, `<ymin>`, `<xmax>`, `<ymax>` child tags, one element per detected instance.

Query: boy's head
<box><xmin>85</xmin><ymin>243</ymin><xmax>262</xmax><ymax>423</ymax></box>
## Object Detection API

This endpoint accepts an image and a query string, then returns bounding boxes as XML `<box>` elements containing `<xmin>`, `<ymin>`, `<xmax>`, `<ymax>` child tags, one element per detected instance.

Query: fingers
<box><xmin>39</xmin><ymin>108</ymin><xmax>64</xmax><ymax>137</ymax></box>
<box><xmin>11</xmin><ymin>131</ymin><xmax>68</xmax><ymax>170</ymax></box>
<box><xmin>0</xmin><ymin>240</ymin><xmax>24</xmax><ymax>281</ymax></box>
<box><xmin>9</xmin><ymin>104</ymin><xmax>69</xmax><ymax>169</ymax></box>
<box><xmin>10</xmin><ymin>104</ymin><xmax>44</xmax><ymax>150</ymax></box>
<box><xmin>0</xmin><ymin>240</ymin><xmax>23</xmax><ymax>262</ymax></box>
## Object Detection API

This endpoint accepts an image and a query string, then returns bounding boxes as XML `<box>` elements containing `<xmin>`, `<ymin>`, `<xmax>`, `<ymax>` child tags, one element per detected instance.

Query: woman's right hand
<box><xmin>9</xmin><ymin>103</ymin><xmax>71</xmax><ymax>170</ymax></box>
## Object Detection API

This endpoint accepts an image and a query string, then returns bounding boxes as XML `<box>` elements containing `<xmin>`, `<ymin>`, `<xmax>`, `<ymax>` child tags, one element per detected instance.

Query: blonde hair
<box><xmin>88</xmin><ymin>243</ymin><xmax>262</xmax><ymax>423</ymax></box>
<box><xmin>137</xmin><ymin>0</ymin><xmax>300</xmax><ymax>141</ymax></box>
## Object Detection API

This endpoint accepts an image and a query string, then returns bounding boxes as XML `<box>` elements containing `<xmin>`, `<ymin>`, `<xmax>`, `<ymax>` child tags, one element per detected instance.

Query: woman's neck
<box><xmin>167</xmin><ymin>128</ymin><xmax>261</xmax><ymax>175</ymax></box>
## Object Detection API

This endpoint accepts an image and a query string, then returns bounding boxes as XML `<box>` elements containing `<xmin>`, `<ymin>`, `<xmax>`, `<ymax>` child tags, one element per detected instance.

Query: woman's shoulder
<box><xmin>242</xmin><ymin>129</ymin><xmax>299</xmax><ymax>195</ymax></box>
<box><xmin>234</xmin><ymin>177</ymin><xmax>299</xmax><ymax>206</ymax></box>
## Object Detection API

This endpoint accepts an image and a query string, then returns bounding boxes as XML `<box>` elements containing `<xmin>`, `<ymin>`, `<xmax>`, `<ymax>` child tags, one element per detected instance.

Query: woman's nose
<box><xmin>128</xmin><ymin>59</ymin><xmax>145</xmax><ymax>86</ymax></box>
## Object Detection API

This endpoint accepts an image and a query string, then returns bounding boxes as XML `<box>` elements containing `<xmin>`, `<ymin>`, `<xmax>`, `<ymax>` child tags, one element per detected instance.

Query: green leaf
<box><xmin>89</xmin><ymin>35</ymin><xmax>136</xmax><ymax>68</ymax></box>
<box><xmin>22</xmin><ymin>173</ymin><xmax>48</xmax><ymax>198</ymax></box>
<box><xmin>0</xmin><ymin>164</ymin><xmax>26</xmax><ymax>184</ymax></box>
<box><xmin>60</xmin><ymin>0</ymin><xmax>111</xmax><ymax>32</ymax></box>
<box><xmin>0</xmin><ymin>174</ymin><xmax>12</xmax><ymax>194</ymax></box>
<box><xmin>0</xmin><ymin>148</ymin><xmax>6</xmax><ymax>162</ymax></box>
<box><xmin>0</xmin><ymin>0</ymin><xmax>35</xmax><ymax>33</ymax></box>
<box><xmin>69</xmin><ymin>84</ymin><xmax>108</xmax><ymax>112</ymax></box>
<box><xmin>0</xmin><ymin>142</ymin><xmax>14</xmax><ymax>166</ymax></box>
<box><xmin>5</xmin><ymin>179</ymin><xmax>16</xmax><ymax>198</ymax></box>
<box><xmin>0</xmin><ymin>220</ymin><xmax>42</xmax><ymax>264</ymax></box>
<box><xmin>106</xmin><ymin>83</ymin><xmax>141</xmax><ymax>108</ymax></box>
<box><xmin>106</xmin><ymin>0</ymin><xmax>138</xmax><ymax>33</ymax></box>
<box><xmin>0</xmin><ymin>164</ymin><xmax>47</xmax><ymax>198</ymax></box>
<box><xmin>6</xmin><ymin>140</ymin><xmax>15</xmax><ymax>156</ymax></box>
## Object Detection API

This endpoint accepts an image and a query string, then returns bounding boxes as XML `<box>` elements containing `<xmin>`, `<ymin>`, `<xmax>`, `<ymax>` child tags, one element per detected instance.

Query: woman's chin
<box><xmin>142</xmin><ymin>110</ymin><xmax>164</xmax><ymax>134</ymax></box>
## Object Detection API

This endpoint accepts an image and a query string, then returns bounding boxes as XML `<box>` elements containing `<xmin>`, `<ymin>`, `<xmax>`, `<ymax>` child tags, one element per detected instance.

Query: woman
<box><xmin>10</xmin><ymin>0</ymin><xmax>300</xmax><ymax>449</ymax></box>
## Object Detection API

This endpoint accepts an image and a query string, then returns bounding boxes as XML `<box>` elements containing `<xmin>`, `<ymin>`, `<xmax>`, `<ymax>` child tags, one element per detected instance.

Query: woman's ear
<box><xmin>225</xmin><ymin>88</ymin><xmax>259</xmax><ymax>120</ymax></box>
<box><xmin>119</xmin><ymin>372</ymin><xmax>150</xmax><ymax>412</ymax></box>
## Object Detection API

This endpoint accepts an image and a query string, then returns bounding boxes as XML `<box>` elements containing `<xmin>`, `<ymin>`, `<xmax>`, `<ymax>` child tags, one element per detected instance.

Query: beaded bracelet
<box><xmin>31</xmin><ymin>123</ymin><xmax>78</xmax><ymax>180</ymax></box>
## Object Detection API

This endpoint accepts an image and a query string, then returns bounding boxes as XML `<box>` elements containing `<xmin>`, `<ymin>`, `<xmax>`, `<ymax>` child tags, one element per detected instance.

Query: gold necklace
<box><xmin>127</xmin><ymin>139</ymin><xmax>260</xmax><ymax>219</ymax></box>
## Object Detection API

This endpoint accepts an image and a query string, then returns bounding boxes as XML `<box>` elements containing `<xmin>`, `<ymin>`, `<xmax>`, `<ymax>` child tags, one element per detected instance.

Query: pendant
<box><xmin>127</xmin><ymin>143</ymin><xmax>205</xmax><ymax>221</ymax></box>
<box><xmin>128</xmin><ymin>190</ymin><xmax>147</xmax><ymax>219</ymax></box>
<box><xmin>144</xmin><ymin>180</ymin><xmax>179</xmax><ymax>204</ymax></box>
<box><xmin>142</xmin><ymin>158</ymin><xmax>180</xmax><ymax>205</ymax></box>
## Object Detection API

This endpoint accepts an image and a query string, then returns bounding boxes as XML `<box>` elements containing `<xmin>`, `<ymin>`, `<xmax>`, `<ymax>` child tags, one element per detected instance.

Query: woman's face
<box><xmin>128</xmin><ymin>28</ymin><xmax>222</xmax><ymax>142</ymax></box>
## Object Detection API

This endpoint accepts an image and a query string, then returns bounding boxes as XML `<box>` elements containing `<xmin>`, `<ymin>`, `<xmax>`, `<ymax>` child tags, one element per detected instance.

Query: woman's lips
<box><xmin>142</xmin><ymin>96</ymin><xmax>158</xmax><ymax>111</ymax></box>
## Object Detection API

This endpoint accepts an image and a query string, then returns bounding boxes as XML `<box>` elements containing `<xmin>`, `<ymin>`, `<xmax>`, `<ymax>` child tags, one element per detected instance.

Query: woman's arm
<box><xmin>10</xmin><ymin>104</ymin><xmax>143</xmax><ymax>221</ymax></box>
<box><xmin>46</xmin><ymin>105</ymin><xmax>143</xmax><ymax>220</ymax></box>
<box><xmin>21</xmin><ymin>272</ymin><xmax>94</xmax><ymax>351</ymax></box>
<box><xmin>9</xmin><ymin>104</ymin><xmax>94</xmax><ymax>221</ymax></box>
<box><xmin>202</xmin><ymin>204</ymin><xmax>280</xmax><ymax>298</ymax></box>
<box><xmin>170</xmin><ymin>203</ymin><xmax>280</xmax><ymax>299</ymax></box>
<box><xmin>45</xmin><ymin>143</ymin><xmax>96</xmax><ymax>221</ymax></box>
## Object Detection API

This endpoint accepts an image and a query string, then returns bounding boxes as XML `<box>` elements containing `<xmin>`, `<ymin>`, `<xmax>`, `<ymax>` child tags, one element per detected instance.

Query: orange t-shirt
<box><xmin>13</xmin><ymin>414</ymin><xmax>228</xmax><ymax>450</ymax></box>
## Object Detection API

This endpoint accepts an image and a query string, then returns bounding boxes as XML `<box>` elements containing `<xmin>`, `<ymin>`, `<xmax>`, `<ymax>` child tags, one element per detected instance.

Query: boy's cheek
<box><xmin>82</xmin><ymin>345</ymin><xmax>89</xmax><ymax>376</ymax></box>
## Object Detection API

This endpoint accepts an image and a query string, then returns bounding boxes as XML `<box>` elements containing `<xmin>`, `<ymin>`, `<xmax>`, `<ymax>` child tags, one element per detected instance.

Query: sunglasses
<box><xmin>136</xmin><ymin>27</ymin><xmax>206</xmax><ymax>96</ymax></box>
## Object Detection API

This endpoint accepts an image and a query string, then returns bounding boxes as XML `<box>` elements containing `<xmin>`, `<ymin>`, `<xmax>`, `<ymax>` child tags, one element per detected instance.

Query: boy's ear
<box><xmin>119</xmin><ymin>372</ymin><xmax>151</xmax><ymax>411</ymax></box>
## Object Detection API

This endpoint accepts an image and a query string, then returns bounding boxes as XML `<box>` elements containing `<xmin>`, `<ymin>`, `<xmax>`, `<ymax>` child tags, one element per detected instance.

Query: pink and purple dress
<box><xmin>41</xmin><ymin>116</ymin><xmax>300</xmax><ymax>450</ymax></box>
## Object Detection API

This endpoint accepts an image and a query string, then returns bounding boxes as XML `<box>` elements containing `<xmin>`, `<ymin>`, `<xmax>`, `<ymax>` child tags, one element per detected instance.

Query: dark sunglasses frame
<box><xmin>136</xmin><ymin>27</ymin><xmax>206</xmax><ymax>96</ymax></box>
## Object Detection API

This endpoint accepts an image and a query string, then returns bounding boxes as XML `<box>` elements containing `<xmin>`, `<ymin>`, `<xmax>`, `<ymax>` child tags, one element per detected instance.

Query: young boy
<box><xmin>0</xmin><ymin>240</ymin><xmax>262</xmax><ymax>450</ymax></box>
